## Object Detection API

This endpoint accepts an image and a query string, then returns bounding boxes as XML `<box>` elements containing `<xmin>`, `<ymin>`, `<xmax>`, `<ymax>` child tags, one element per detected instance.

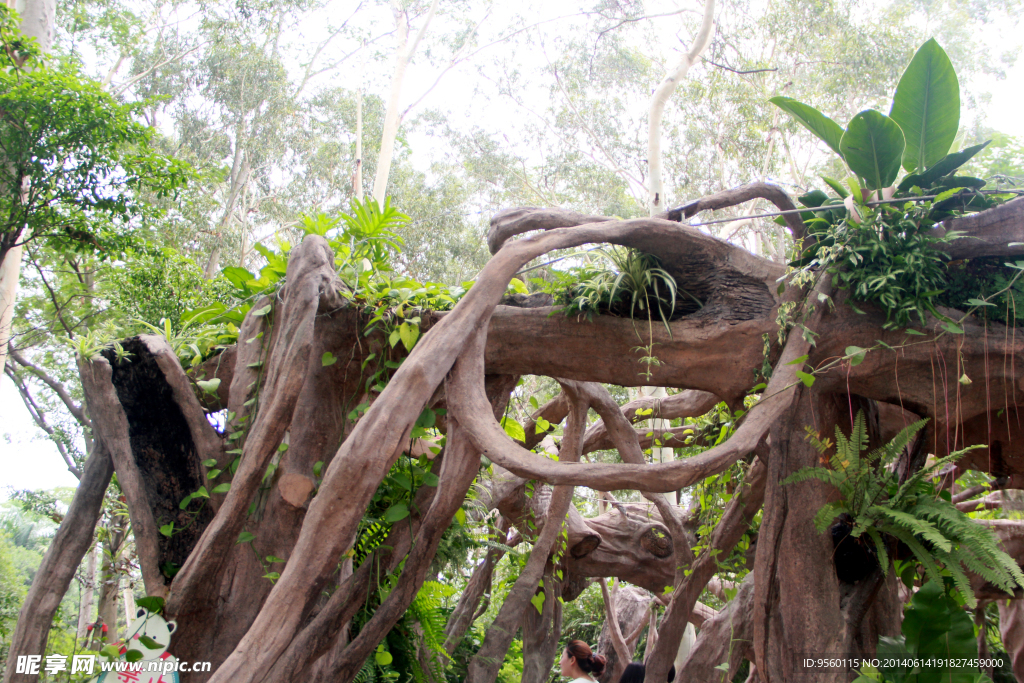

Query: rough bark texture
<box><xmin>3</xmin><ymin>441</ymin><xmax>113</xmax><ymax>683</ymax></box>
<box><xmin>521</xmin><ymin>564</ymin><xmax>563</xmax><ymax>683</ymax></box>
<box><xmin>676</xmin><ymin>574</ymin><xmax>756</xmax><ymax>683</ymax></box>
<box><xmin>45</xmin><ymin>188</ymin><xmax>1024</xmax><ymax>683</ymax></box>
<box><xmin>753</xmin><ymin>390</ymin><xmax>844</xmax><ymax>683</ymax></box>
<box><xmin>597</xmin><ymin>583</ymin><xmax>650</xmax><ymax>683</ymax></box>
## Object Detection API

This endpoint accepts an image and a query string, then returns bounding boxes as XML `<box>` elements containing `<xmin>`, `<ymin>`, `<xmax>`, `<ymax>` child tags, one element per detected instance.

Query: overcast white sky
<box><xmin>2</xmin><ymin>0</ymin><xmax>1023</xmax><ymax>498</ymax></box>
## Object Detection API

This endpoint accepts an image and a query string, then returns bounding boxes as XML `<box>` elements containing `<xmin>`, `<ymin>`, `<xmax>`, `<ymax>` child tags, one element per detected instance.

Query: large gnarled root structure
<box><xmin>9</xmin><ymin>190</ymin><xmax>1024</xmax><ymax>683</ymax></box>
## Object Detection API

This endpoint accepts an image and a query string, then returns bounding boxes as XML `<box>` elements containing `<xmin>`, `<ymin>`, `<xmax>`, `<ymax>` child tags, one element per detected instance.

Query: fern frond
<box><xmin>782</xmin><ymin>467</ymin><xmax>846</xmax><ymax>489</ymax></box>
<box><xmin>873</xmin><ymin>507</ymin><xmax>951</xmax><ymax>552</ymax></box>
<box><xmin>930</xmin><ymin>547</ymin><xmax>978</xmax><ymax>608</ymax></box>
<box><xmin>866</xmin><ymin>419</ymin><xmax>928</xmax><ymax>466</ymax></box>
<box><xmin>353</xmin><ymin>660</ymin><xmax>376</xmax><ymax>683</ymax></box>
<box><xmin>891</xmin><ymin>450</ymin><xmax>973</xmax><ymax>507</ymax></box>
<box><xmin>812</xmin><ymin>502</ymin><xmax>848</xmax><ymax>533</ymax></box>
<box><xmin>884</xmin><ymin>526</ymin><xmax>944</xmax><ymax>589</ymax></box>
<box><xmin>865</xmin><ymin>527</ymin><xmax>890</xmax><ymax>575</ymax></box>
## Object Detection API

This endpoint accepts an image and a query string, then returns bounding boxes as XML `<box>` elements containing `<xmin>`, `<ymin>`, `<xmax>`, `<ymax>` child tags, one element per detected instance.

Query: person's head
<box><xmin>618</xmin><ymin>662</ymin><xmax>645</xmax><ymax>683</ymax></box>
<box><xmin>560</xmin><ymin>640</ymin><xmax>606</xmax><ymax>679</ymax></box>
<box><xmin>616</xmin><ymin>662</ymin><xmax>676</xmax><ymax>683</ymax></box>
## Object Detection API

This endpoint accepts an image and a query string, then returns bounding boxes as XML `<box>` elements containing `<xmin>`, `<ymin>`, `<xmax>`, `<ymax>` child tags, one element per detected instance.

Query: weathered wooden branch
<box><xmin>3</xmin><ymin>441</ymin><xmax>113</xmax><ymax>683</ymax></box>
<box><xmin>668</xmin><ymin>181</ymin><xmax>807</xmax><ymax>241</ymax></box>
<box><xmin>463</xmin><ymin>371</ymin><xmax>588</xmax><ymax>683</ymax></box>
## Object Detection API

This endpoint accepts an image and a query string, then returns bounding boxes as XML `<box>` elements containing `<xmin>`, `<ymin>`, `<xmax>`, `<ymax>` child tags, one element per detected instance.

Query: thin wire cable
<box><xmin>508</xmin><ymin>189</ymin><xmax>1024</xmax><ymax>276</ymax></box>
<box><xmin>685</xmin><ymin>189</ymin><xmax>1024</xmax><ymax>227</ymax></box>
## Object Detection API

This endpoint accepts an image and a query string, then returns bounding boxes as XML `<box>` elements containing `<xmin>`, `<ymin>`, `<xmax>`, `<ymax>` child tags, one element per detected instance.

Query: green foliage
<box><xmin>938</xmin><ymin>257</ymin><xmax>1024</xmax><ymax>325</ymax></box>
<box><xmin>854</xmin><ymin>581</ymin><xmax>992</xmax><ymax>683</ymax></box>
<box><xmin>0</xmin><ymin>5</ymin><xmax>190</xmax><ymax>262</ymax></box>
<box><xmin>888</xmin><ymin>39</ymin><xmax>961</xmax><ymax>174</ymax></box>
<box><xmin>559</xmin><ymin>248</ymin><xmax>683</xmax><ymax>328</ymax></box>
<box><xmin>783</xmin><ymin>411</ymin><xmax>1024</xmax><ymax>607</ymax></box>
<box><xmin>352</xmin><ymin>578</ymin><xmax>456</xmax><ymax>683</ymax></box>
<box><xmin>840</xmin><ymin>111</ymin><xmax>906</xmax><ymax>191</ymax></box>
<box><xmin>786</xmin><ymin>139</ymin><xmax>1009</xmax><ymax>329</ymax></box>
<box><xmin>771</xmin><ymin>39</ymin><xmax>959</xmax><ymax>191</ymax></box>
<box><xmin>107</xmin><ymin>247</ymin><xmax>235</xmax><ymax>332</ymax></box>
<box><xmin>795</xmin><ymin>197</ymin><xmax>958</xmax><ymax>329</ymax></box>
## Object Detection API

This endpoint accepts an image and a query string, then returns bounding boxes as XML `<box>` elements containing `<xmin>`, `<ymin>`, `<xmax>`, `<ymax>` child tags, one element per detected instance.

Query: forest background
<box><xmin>1</xmin><ymin>0</ymin><xmax>1024</xmax><ymax>678</ymax></box>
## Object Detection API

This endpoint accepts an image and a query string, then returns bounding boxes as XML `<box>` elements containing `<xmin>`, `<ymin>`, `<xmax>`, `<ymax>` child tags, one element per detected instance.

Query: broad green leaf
<box><xmin>770</xmin><ymin>96</ymin><xmax>845</xmax><ymax>158</ymax></box>
<box><xmin>840</xmin><ymin>110</ymin><xmax>906</xmax><ymax>190</ymax></box>
<box><xmin>530</xmin><ymin>589</ymin><xmax>546</xmax><ymax>615</ymax></box>
<box><xmin>125</xmin><ymin>650</ymin><xmax>144</xmax><ymax>663</ymax></box>
<box><xmin>196</xmin><ymin>378</ymin><xmax>220</xmax><ymax>395</ymax></box>
<box><xmin>508</xmin><ymin>277</ymin><xmax>529</xmax><ymax>295</ymax></box>
<box><xmin>821</xmin><ymin>176</ymin><xmax>850</xmax><ymax>198</ymax></box>
<box><xmin>375</xmin><ymin>650</ymin><xmax>393</xmax><ymax>666</ymax></box>
<box><xmin>136</xmin><ymin>596</ymin><xmax>164</xmax><ymax>614</ymax></box>
<box><xmin>139</xmin><ymin>635</ymin><xmax>162</xmax><ymax>649</ymax></box>
<box><xmin>889</xmin><ymin>39</ymin><xmax>960</xmax><ymax>173</ymax></box>
<box><xmin>159</xmin><ymin>523</ymin><xmax>174</xmax><ymax>537</ymax></box>
<box><xmin>399</xmin><ymin>322</ymin><xmax>419</xmax><ymax>351</ymax></box>
<box><xmin>795</xmin><ymin>371</ymin><xmax>816</xmax><ymax>387</ymax></box>
<box><xmin>535</xmin><ymin>417</ymin><xmax>551</xmax><ymax>434</ymax></box>
<box><xmin>321</xmin><ymin>351</ymin><xmax>337</xmax><ymax>367</ymax></box>
<box><xmin>383</xmin><ymin>502</ymin><xmax>410</xmax><ymax>522</ymax></box>
<box><xmin>845</xmin><ymin>345</ymin><xmax>867</xmax><ymax>366</ymax></box>
<box><xmin>251</xmin><ymin>304</ymin><xmax>271</xmax><ymax>317</ymax></box>
<box><xmin>212</xmin><ymin>483</ymin><xmax>231</xmax><ymax>493</ymax></box>
<box><xmin>501</xmin><ymin>417</ymin><xmax>526</xmax><ymax>442</ymax></box>
<box><xmin>454</xmin><ymin>508</ymin><xmax>467</xmax><ymax>525</ymax></box>
<box><xmin>897</xmin><ymin>140</ymin><xmax>991</xmax><ymax>191</ymax></box>
<box><xmin>237</xmin><ymin>531</ymin><xmax>255</xmax><ymax>544</ymax></box>
<box><xmin>266</xmin><ymin>555</ymin><xmax>286</xmax><ymax>563</ymax></box>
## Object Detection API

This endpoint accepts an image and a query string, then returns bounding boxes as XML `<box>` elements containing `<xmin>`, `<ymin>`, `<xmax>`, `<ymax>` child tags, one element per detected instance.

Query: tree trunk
<box><xmin>76</xmin><ymin>544</ymin><xmax>98</xmax><ymax>640</ymax></box>
<box><xmin>597</xmin><ymin>584</ymin><xmax>650</xmax><ymax>683</ymax></box>
<box><xmin>752</xmin><ymin>390</ymin><xmax>844</xmax><ymax>683</ymax></box>
<box><xmin>521</xmin><ymin>565</ymin><xmax>563</xmax><ymax>683</ymax></box>
<box><xmin>0</xmin><ymin>0</ymin><xmax>57</xmax><ymax>376</ymax></box>
<box><xmin>647</xmin><ymin>0</ymin><xmax>715</xmax><ymax>215</ymax></box>
<box><xmin>3</xmin><ymin>441</ymin><xmax>113</xmax><ymax>683</ymax></box>
<box><xmin>372</xmin><ymin>0</ymin><xmax>439</xmax><ymax>203</ymax></box>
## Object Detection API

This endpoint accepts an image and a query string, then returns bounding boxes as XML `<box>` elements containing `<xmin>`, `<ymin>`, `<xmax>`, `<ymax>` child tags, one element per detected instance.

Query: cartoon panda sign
<box><xmin>90</xmin><ymin>609</ymin><xmax>181</xmax><ymax>683</ymax></box>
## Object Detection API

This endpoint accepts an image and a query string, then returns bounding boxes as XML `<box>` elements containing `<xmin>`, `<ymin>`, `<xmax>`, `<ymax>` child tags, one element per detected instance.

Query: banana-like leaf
<box><xmin>896</xmin><ymin>140</ymin><xmax>991</xmax><ymax>191</ymax></box>
<box><xmin>840</xmin><ymin>111</ymin><xmax>905</xmax><ymax>191</ymax></box>
<box><xmin>889</xmin><ymin>38</ymin><xmax>960</xmax><ymax>173</ymax></box>
<box><xmin>770</xmin><ymin>96</ymin><xmax>845</xmax><ymax>158</ymax></box>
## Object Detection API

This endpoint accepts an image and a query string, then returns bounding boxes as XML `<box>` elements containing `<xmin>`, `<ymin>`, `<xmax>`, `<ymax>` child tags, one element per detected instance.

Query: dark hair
<box><xmin>617</xmin><ymin>662</ymin><xmax>676</xmax><ymax>683</ymax></box>
<box><xmin>566</xmin><ymin>640</ymin><xmax>607</xmax><ymax>677</ymax></box>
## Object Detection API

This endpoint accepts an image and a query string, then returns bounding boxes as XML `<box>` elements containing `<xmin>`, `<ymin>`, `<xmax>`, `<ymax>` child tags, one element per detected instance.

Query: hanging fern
<box><xmin>409</xmin><ymin>580</ymin><xmax>456</xmax><ymax>681</ymax></box>
<box><xmin>783</xmin><ymin>410</ymin><xmax>1024</xmax><ymax>607</ymax></box>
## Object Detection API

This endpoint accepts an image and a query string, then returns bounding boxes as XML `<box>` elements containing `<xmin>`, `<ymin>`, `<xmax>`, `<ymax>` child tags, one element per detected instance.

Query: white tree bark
<box><xmin>371</xmin><ymin>0</ymin><xmax>439</xmax><ymax>204</ymax></box>
<box><xmin>76</xmin><ymin>545</ymin><xmax>98</xmax><ymax>640</ymax></box>
<box><xmin>354</xmin><ymin>89</ymin><xmax>364</xmax><ymax>201</ymax></box>
<box><xmin>647</xmin><ymin>0</ymin><xmax>716</xmax><ymax>216</ymax></box>
<box><xmin>0</xmin><ymin>0</ymin><xmax>58</xmax><ymax>378</ymax></box>
<box><xmin>0</xmin><ymin>244</ymin><xmax>21</xmax><ymax>375</ymax></box>
<box><xmin>12</xmin><ymin>0</ymin><xmax>56</xmax><ymax>53</ymax></box>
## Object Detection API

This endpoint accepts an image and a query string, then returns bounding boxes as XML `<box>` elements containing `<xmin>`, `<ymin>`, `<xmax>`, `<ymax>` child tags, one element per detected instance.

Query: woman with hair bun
<box><xmin>560</xmin><ymin>640</ymin><xmax>607</xmax><ymax>682</ymax></box>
